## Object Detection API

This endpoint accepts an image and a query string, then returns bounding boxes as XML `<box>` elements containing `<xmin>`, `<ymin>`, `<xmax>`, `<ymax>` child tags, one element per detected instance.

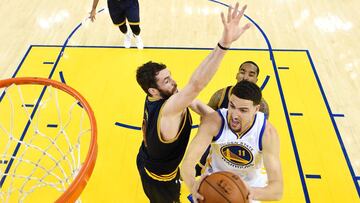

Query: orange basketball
<box><xmin>198</xmin><ymin>171</ymin><xmax>249</xmax><ymax>203</ymax></box>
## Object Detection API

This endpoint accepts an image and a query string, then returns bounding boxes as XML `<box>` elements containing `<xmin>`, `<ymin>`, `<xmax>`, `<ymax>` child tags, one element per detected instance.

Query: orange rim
<box><xmin>0</xmin><ymin>77</ymin><xmax>98</xmax><ymax>203</ymax></box>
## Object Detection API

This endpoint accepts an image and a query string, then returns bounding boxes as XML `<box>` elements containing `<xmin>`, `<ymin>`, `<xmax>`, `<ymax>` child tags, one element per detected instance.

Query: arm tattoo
<box><xmin>260</xmin><ymin>98</ymin><xmax>270</xmax><ymax>119</ymax></box>
<box><xmin>208</xmin><ymin>89</ymin><xmax>225</xmax><ymax>110</ymax></box>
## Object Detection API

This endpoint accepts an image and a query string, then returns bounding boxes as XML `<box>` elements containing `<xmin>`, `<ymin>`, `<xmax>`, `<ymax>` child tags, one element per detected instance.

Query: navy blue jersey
<box><xmin>217</xmin><ymin>86</ymin><xmax>233</xmax><ymax>109</ymax></box>
<box><xmin>137</xmin><ymin>96</ymin><xmax>192</xmax><ymax>181</ymax></box>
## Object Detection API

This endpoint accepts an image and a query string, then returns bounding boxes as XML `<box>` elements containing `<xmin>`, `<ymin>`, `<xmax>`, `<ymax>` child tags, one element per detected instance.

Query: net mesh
<box><xmin>0</xmin><ymin>81</ymin><xmax>93</xmax><ymax>202</ymax></box>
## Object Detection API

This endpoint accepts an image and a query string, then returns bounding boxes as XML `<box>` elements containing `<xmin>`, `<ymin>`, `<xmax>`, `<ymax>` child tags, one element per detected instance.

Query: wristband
<box><xmin>217</xmin><ymin>42</ymin><xmax>229</xmax><ymax>50</ymax></box>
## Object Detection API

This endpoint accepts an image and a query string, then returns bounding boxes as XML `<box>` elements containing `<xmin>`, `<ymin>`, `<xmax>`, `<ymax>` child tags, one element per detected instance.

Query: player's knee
<box><xmin>130</xmin><ymin>24</ymin><xmax>141</xmax><ymax>35</ymax></box>
<box><xmin>119</xmin><ymin>24</ymin><xmax>128</xmax><ymax>34</ymax></box>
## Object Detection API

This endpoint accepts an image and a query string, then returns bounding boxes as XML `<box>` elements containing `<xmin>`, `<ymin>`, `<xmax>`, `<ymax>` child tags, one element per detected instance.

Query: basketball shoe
<box><xmin>124</xmin><ymin>32</ymin><xmax>132</xmax><ymax>48</ymax></box>
<box><xmin>135</xmin><ymin>35</ymin><xmax>144</xmax><ymax>49</ymax></box>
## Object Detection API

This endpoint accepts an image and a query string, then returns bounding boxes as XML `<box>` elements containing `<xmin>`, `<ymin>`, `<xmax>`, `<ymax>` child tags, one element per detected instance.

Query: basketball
<box><xmin>198</xmin><ymin>171</ymin><xmax>249</xmax><ymax>203</ymax></box>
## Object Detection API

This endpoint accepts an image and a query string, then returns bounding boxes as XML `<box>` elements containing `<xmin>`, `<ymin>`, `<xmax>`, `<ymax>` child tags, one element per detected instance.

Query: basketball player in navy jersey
<box><xmin>90</xmin><ymin>0</ymin><xmax>144</xmax><ymax>49</ymax></box>
<box><xmin>181</xmin><ymin>81</ymin><xmax>283</xmax><ymax>203</ymax></box>
<box><xmin>195</xmin><ymin>61</ymin><xmax>270</xmax><ymax>176</ymax></box>
<box><xmin>135</xmin><ymin>3</ymin><xmax>251</xmax><ymax>202</ymax></box>
<box><xmin>208</xmin><ymin>61</ymin><xmax>269</xmax><ymax>116</ymax></box>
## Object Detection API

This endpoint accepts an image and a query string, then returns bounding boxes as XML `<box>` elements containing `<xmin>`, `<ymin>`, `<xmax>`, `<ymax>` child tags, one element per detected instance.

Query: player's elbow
<box><xmin>272</xmin><ymin>190</ymin><xmax>283</xmax><ymax>201</ymax></box>
<box><xmin>266</xmin><ymin>181</ymin><xmax>283</xmax><ymax>201</ymax></box>
<box><xmin>271</xmin><ymin>184</ymin><xmax>283</xmax><ymax>200</ymax></box>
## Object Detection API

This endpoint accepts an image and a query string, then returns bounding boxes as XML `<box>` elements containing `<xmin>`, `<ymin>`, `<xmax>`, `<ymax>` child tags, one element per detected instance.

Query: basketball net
<box><xmin>0</xmin><ymin>78</ymin><xmax>97</xmax><ymax>202</ymax></box>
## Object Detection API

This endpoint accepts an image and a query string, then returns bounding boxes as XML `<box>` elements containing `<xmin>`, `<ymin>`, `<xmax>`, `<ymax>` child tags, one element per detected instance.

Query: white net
<box><xmin>0</xmin><ymin>81</ymin><xmax>94</xmax><ymax>202</ymax></box>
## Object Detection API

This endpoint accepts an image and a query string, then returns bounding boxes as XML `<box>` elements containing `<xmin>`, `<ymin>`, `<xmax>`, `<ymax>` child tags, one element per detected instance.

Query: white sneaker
<box><xmin>134</xmin><ymin>35</ymin><xmax>144</xmax><ymax>49</ymax></box>
<box><xmin>124</xmin><ymin>32</ymin><xmax>131</xmax><ymax>48</ymax></box>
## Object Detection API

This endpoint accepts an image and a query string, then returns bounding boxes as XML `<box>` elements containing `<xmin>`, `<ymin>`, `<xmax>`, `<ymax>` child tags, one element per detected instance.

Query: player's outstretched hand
<box><xmin>219</xmin><ymin>3</ymin><xmax>251</xmax><ymax>47</ymax></box>
<box><xmin>89</xmin><ymin>9</ymin><xmax>96</xmax><ymax>22</ymax></box>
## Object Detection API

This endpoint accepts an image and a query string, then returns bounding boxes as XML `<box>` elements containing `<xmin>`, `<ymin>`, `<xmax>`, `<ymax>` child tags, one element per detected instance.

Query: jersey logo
<box><xmin>220</xmin><ymin>144</ymin><xmax>253</xmax><ymax>166</ymax></box>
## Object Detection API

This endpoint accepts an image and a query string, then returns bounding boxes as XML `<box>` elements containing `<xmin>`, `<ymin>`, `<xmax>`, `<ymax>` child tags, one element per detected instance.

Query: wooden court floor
<box><xmin>0</xmin><ymin>45</ymin><xmax>357</xmax><ymax>202</ymax></box>
<box><xmin>1</xmin><ymin>0</ymin><xmax>360</xmax><ymax>202</ymax></box>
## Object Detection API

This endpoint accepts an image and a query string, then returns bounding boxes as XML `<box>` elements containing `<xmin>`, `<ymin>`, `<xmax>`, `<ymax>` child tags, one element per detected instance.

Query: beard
<box><xmin>159</xmin><ymin>90</ymin><xmax>172</xmax><ymax>99</ymax></box>
<box><xmin>158</xmin><ymin>84</ymin><xmax>177</xmax><ymax>99</ymax></box>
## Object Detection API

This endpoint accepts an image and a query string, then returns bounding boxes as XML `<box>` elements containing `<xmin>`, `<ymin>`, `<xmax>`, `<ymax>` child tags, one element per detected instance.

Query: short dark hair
<box><xmin>136</xmin><ymin>61</ymin><xmax>166</xmax><ymax>95</ymax></box>
<box><xmin>231</xmin><ymin>80</ymin><xmax>262</xmax><ymax>105</ymax></box>
<box><xmin>239</xmin><ymin>61</ymin><xmax>260</xmax><ymax>76</ymax></box>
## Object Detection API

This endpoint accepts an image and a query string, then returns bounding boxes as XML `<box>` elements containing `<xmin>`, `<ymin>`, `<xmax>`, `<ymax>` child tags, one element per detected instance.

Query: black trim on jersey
<box><xmin>213</xmin><ymin>110</ymin><xmax>225</xmax><ymax>141</ymax></box>
<box><xmin>258</xmin><ymin>117</ymin><xmax>267</xmax><ymax>151</ymax></box>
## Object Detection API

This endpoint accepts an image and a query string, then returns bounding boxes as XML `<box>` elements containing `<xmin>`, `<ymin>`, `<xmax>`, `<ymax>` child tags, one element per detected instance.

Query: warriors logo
<box><xmin>220</xmin><ymin>144</ymin><xmax>253</xmax><ymax>166</ymax></box>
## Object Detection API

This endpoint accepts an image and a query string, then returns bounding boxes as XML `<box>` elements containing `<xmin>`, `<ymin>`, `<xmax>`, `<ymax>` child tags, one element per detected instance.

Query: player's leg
<box><xmin>136</xmin><ymin>155</ymin><xmax>180</xmax><ymax>203</ymax></box>
<box><xmin>149</xmin><ymin>173</ymin><xmax>181</xmax><ymax>203</ymax></box>
<box><xmin>107</xmin><ymin>0</ymin><xmax>131</xmax><ymax>48</ymax></box>
<box><xmin>137</xmin><ymin>169</ymin><xmax>181</xmax><ymax>202</ymax></box>
<box><xmin>125</xmin><ymin>0</ymin><xmax>143</xmax><ymax>49</ymax></box>
<box><xmin>141</xmin><ymin>179</ymin><xmax>181</xmax><ymax>203</ymax></box>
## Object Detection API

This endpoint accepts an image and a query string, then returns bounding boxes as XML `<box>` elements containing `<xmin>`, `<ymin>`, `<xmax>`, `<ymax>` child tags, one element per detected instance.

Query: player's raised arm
<box><xmin>161</xmin><ymin>3</ymin><xmax>251</xmax><ymax>119</ymax></box>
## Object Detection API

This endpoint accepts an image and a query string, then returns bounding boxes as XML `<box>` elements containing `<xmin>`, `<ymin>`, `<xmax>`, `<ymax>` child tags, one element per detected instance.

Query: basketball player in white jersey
<box><xmin>181</xmin><ymin>81</ymin><xmax>283</xmax><ymax>203</ymax></box>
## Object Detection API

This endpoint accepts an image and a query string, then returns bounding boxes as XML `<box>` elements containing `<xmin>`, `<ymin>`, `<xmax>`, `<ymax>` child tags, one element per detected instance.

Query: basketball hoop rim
<box><xmin>0</xmin><ymin>77</ymin><xmax>98</xmax><ymax>203</ymax></box>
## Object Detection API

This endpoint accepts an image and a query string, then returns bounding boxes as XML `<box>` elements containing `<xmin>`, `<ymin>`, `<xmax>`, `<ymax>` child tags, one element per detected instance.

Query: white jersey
<box><xmin>205</xmin><ymin>108</ymin><xmax>267</xmax><ymax>188</ymax></box>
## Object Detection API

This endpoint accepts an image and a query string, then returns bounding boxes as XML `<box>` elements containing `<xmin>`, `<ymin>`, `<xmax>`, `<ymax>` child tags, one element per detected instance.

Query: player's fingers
<box><xmin>195</xmin><ymin>192</ymin><xmax>204</xmax><ymax>201</ymax></box>
<box><xmin>227</xmin><ymin>5</ymin><xmax>232</xmax><ymax>23</ymax></box>
<box><xmin>221</xmin><ymin>12</ymin><xmax>226</xmax><ymax>26</ymax></box>
<box><xmin>243</xmin><ymin>23</ymin><xmax>251</xmax><ymax>31</ymax></box>
<box><xmin>232</xmin><ymin>2</ymin><xmax>239</xmax><ymax>19</ymax></box>
<box><xmin>236</xmin><ymin>4</ymin><xmax>247</xmax><ymax>19</ymax></box>
<box><xmin>237</xmin><ymin>23</ymin><xmax>251</xmax><ymax>36</ymax></box>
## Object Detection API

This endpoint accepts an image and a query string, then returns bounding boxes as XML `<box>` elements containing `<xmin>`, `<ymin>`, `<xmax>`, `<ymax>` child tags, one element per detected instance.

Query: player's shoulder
<box><xmin>213</xmin><ymin>87</ymin><xmax>227</xmax><ymax>96</ymax></box>
<box><xmin>264</xmin><ymin>121</ymin><xmax>279</xmax><ymax>139</ymax></box>
<box><xmin>210</xmin><ymin>86</ymin><xmax>229</xmax><ymax>101</ymax></box>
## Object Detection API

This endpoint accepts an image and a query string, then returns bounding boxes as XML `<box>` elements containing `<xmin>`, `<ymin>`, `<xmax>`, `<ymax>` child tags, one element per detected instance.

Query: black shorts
<box><xmin>136</xmin><ymin>155</ymin><xmax>181</xmax><ymax>203</ymax></box>
<box><xmin>107</xmin><ymin>0</ymin><xmax>140</xmax><ymax>25</ymax></box>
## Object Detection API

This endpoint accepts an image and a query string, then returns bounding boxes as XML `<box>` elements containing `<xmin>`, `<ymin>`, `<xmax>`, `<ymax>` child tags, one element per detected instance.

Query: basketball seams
<box><xmin>203</xmin><ymin>178</ymin><xmax>231</xmax><ymax>203</ymax></box>
<box><xmin>218</xmin><ymin>172</ymin><xmax>247</xmax><ymax>202</ymax></box>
